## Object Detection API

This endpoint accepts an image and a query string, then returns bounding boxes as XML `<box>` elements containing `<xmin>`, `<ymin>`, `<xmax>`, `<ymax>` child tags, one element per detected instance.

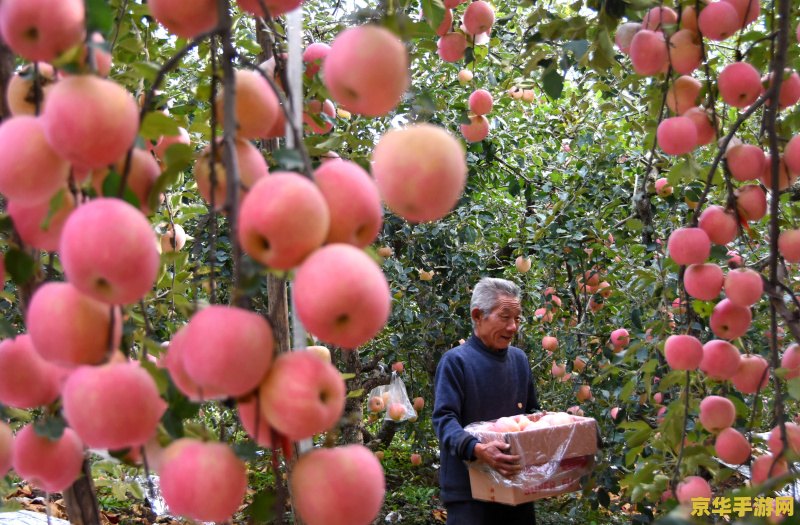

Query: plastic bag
<box><xmin>464</xmin><ymin>412</ymin><xmax>598</xmax><ymax>490</ymax></box>
<box><xmin>365</xmin><ymin>372</ymin><xmax>417</xmax><ymax>422</ymax></box>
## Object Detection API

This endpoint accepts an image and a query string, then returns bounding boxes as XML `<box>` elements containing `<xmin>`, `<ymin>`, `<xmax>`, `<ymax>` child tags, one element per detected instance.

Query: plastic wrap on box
<box><xmin>464</xmin><ymin>412</ymin><xmax>598</xmax><ymax>504</ymax></box>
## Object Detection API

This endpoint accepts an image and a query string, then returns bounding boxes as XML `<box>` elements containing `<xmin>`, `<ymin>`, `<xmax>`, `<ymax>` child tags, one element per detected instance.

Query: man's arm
<box><xmin>432</xmin><ymin>355</ymin><xmax>479</xmax><ymax>461</ymax></box>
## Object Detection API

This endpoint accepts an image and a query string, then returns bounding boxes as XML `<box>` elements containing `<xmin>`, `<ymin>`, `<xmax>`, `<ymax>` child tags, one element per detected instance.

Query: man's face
<box><xmin>472</xmin><ymin>295</ymin><xmax>522</xmax><ymax>351</ymax></box>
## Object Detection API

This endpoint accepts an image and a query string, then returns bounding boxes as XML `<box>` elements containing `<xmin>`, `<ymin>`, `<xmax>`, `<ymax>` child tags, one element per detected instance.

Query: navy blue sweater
<box><xmin>432</xmin><ymin>335</ymin><xmax>539</xmax><ymax>503</ymax></box>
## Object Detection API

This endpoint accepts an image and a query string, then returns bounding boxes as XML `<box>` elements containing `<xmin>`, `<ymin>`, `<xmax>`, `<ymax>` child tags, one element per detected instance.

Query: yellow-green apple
<box><xmin>59</xmin><ymin>198</ymin><xmax>160</xmax><ymax>305</ymax></box>
<box><xmin>710</xmin><ymin>298</ymin><xmax>752</xmax><ymax>340</ymax></box>
<box><xmin>6</xmin><ymin>62</ymin><xmax>58</xmax><ymax>116</ymax></box>
<box><xmin>657</xmin><ymin>116</ymin><xmax>697</xmax><ymax>155</ymax></box>
<box><xmin>698</xmin><ymin>1</ymin><xmax>740</xmax><ymax>40</ymax></box>
<box><xmin>0</xmin><ymin>421</ymin><xmax>10</xmax><ymax>477</ymax></box>
<box><xmin>731</xmin><ymin>354</ymin><xmax>769</xmax><ymax>394</ymax></box>
<box><xmin>779</xmin><ymin>229</ymin><xmax>800</xmax><ymax>262</ymax></box>
<box><xmin>664</xmin><ymin>334</ymin><xmax>703</xmax><ymax>370</ymax></box>
<box><xmin>180</xmin><ymin>305</ymin><xmax>274</xmax><ymax>398</ymax></box>
<box><xmin>237</xmin><ymin>394</ymin><xmax>273</xmax><ymax>448</ymax></box>
<box><xmin>160</xmin><ymin>224</ymin><xmax>187</xmax><ymax>253</ymax></box>
<box><xmin>699</xmin><ymin>395</ymin><xmax>736</xmax><ymax>432</ymax></box>
<box><xmin>290</xmin><ymin>444</ymin><xmax>385</xmax><ymax>525</ymax></box>
<box><xmin>610</xmin><ymin>328</ymin><xmax>629</xmax><ymax>348</ymax></box>
<box><xmin>461</xmin><ymin>114</ymin><xmax>490</xmax><ymax>142</ymax></box>
<box><xmin>642</xmin><ymin>6</ymin><xmax>677</xmax><ymax>30</ymax></box>
<box><xmin>468</xmin><ymin>89</ymin><xmax>493</xmax><ymax>116</ymax></box>
<box><xmin>0</xmin><ymin>334</ymin><xmax>66</xmax><ymax>408</ymax></box>
<box><xmin>7</xmin><ymin>190</ymin><xmax>74</xmax><ymax>251</ymax></box>
<box><xmin>153</xmin><ymin>126</ymin><xmax>191</xmax><ymax>161</ymax></box>
<box><xmin>238</xmin><ymin>172</ymin><xmax>330</xmax><ymax>270</ymax></box>
<box><xmin>306</xmin><ymin>345</ymin><xmax>332</xmax><ymax>362</ymax></box>
<box><xmin>655</xmin><ymin>177</ymin><xmax>672</xmax><ymax>197</ymax></box>
<box><xmin>629</xmin><ymin>30</ymin><xmax>668</xmax><ymax>76</ymax></box>
<box><xmin>724</xmin><ymin>268</ymin><xmax>762</xmax><ymax>306</ymax></box>
<box><xmin>463</xmin><ymin>1</ymin><xmax>494</xmax><ymax>35</ymax></box>
<box><xmin>727</xmin><ymin>143</ymin><xmax>765</xmax><ymax>181</ymax></box>
<box><xmin>458</xmin><ymin>69</ymin><xmax>473</xmax><ymax>83</ymax></box>
<box><xmin>368</xmin><ymin>395</ymin><xmax>385</xmax><ymax>413</ymax></box>
<box><xmin>751</xmin><ymin>454</ymin><xmax>788</xmax><ymax>485</ymax></box>
<box><xmin>194</xmin><ymin>137</ymin><xmax>269</xmax><ymax>211</ymax></box>
<box><xmin>303</xmin><ymin>99</ymin><xmax>335</xmax><ymax>134</ymax></box>
<box><xmin>27</xmin><ymin>281</ymin><xmax>122</xmax><ymax>366</ymax></box>
<box><xmin>313</xmin><ymin>160</ymin><xmax>383</xmax><ymax>247</ymax></box>
<box><xmin>684</xmin><ymin>263</ymin><xmax>724</xmax><ymax>300</ymax></box>
<box><xmin>576</xmin><ymin>385</ymin><xmax>592</xmax><ymax>402</ymax></box>
<box><xmin>675</xmin><ymin>476</ymin><xmax>711</xmax><ymax>504</ymax></box>
<box><xmin>522</xmin><ymin>89</ymin><xmax>536</xmax><ymax>103</ymax></box>
<box><xmin>410</xmin><ymin>453</ymin><xmax>422</xmax><ymax>466</ymax></box>
<box><xmin>735</xmin><ymin>184</ymin><xmax>767</xmax><ymax>222</ymax></box>
<box><xmin>413</xmin><ymin>397</ymin><xmax>425</xmax><ymax>412</ymax></box>
<box><xmin>372</xmin><ymin>123</ymin><xmax>467</xmax><ymax>223</ymax></box>
<box><xmin>698</xmin><ymin>205</ymin><xmax>738</xmax><ymax>245</ymax></box>
<box><xmin>238</xmin><ymin>0</ymin><xmax>304</xmax><ymax>18</ymax></box>
<box><xmin>542</xmin><ymin>336</ymin><xmax>558</xmax><ymax>352</ymax></box>
<box><xmin>0</xmin><ymin>0</ymin><xmax>85</xmax><ymax>62</ymax></box>
<box><xmin>684</xmin><ymin>106</ymin><xmax>715</xmax><ymax>145</ymax></box>
<box><xmin>259</xmin><ymin>351</ymin><xmax>346</xmax><ymax>440</ymax></box>
<box><xmin>700</xmin><ymin>339</ymin><xmax>741</xmax><ymax>380</ymax></box>
<box><xmin>148</xmin><ymin>0</ymin><xmax>217</xmax><ymax>38</ymax></box>
<box><xmin>294</xmin><ymin>244</ymin><xmax>390</xmax><ymax>349</ymax></box>
<box><xmin>92</xmin><ymin>148</ymin><xmax>161</xmax><ymax>214</ymax></box>
<box><xmin>666</xmin><ymin>75</ymin><xmax>701</xmax><ymax>115</ymax></box>
<box><xmin>388</xmin><ymin>402</ymin><xmax>407</xmax><ymax>421</ymax></box>
<box><xmin>718</xmin><ymin>62</ymin><xmax>761</xmax><ymax>107</ymax></box>
<box><xmin>160</xmin><ymin>439</ymin><xmax>247</xmax><ymax>522</ymax></box>
<box><xmin>507</xmin><ymin>86</ymin><xmax>523</xmax><ymax>99</ymax></box>
<box><xmin>62</xmin><ymin>361</ymin><xmax>166</xmax><ymax>449</ymax></box>
<box><xmin>437</xmin><ymin>32</ymin><xmax>467</xmax><ymax>62</ymax></box>
<box><xmin>216</xmin><ymin>69</ymin><xmax>280</xmax><ymax>139</ymax></box>
<box><xmin>782</xmin><ymin>343</ymin><xmax>800</xmax><ymax>378</ymax></box>
<box><xmin>715</xmin><ymin>427</ymin><xmax>750</xmax><ymax>464</ymax></box>
<box><xmin>668</xmin><ymin>227</ymin><xmax>710</xmax><ymax>265</ymax></box>
<box><xmin>41</xmin><ymin>75</ymin><xmax>138</xmax><ymax>169</ymax></box>
<box><xmin>12</xmin><ymin>424</ymin><xmax>84</xmax><ymax>492</ymax></box>
<box><xmin>374</xmin><ymin>450</ymin><xmax>385</xmax><ymax>460</ymax></box>
<box><xmin>302</xmin><ymin>42</ymin><xmax>330</xmax><ymax>78</ymax></box>
<box><xmin>323</xmin><ymin>25</ymin><xmax>408</xmax><ymax>117</ymax></box>
<box><xmin>163</xmin><ymin>327</ymin><xmax>225</xmax><ymax>402</ymax></box>
<box><xmin>614</xmin><ymin>22</ymin><xmax>641</xmax><ymax>54</ymax></box>
<box><xmin>0</xmin><ymin>116</ymin><xmax>69</xmax><ymax>203</ymax></box>
<box><xmin>667</xmin><ymin>30</ymin><xmax>701</xmax><ymax>75</ymax></box>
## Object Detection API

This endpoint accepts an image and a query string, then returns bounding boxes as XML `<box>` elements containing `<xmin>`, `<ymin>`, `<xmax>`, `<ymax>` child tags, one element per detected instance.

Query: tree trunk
<box><xmin>63</xmin><ymin>459</ymin><xmax>101</xmax><ymax>525</ymax></box>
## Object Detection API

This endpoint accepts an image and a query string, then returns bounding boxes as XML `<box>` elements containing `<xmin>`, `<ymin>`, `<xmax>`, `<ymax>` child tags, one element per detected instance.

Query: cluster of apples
<box><xmin>485</xmin><ymin>412</ymin><xmax>576</xmax><ymax>433</ymax></box>
<box><xmin>577</xmin><ymin>269</ymin><xmax>613</xmax><ymax>314</ymax></box>
<box><xmin>616</xmin><ymin>2</ymin><xmax>800</xmax><ymax>162</ymax></box>
<box><xmin>366</xmin><ymin>393</ymin><xmax>424</xmax><ymax>423</ymax></box>
<box><xmin>461</xmin><ymin>88</ymin><xmax>494</xmax><ymax>143</ymax></box>
<box><xmin>433</xmin><ymin>0</ymin><xmax>495</xmax><ymax>64</ymax></box>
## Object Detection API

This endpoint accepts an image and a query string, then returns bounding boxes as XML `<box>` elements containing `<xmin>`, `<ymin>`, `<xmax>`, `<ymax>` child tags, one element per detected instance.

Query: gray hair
<box><xmin>470</xmin><ymin>277</ymin><xmax>521</xmax><ymax>328</ymax></box>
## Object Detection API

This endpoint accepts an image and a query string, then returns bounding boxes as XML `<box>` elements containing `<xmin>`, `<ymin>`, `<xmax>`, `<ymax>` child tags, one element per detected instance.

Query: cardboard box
<box><xmin>466</xmin><ymin>413</ymin><xmax>599</xmax><ymax>505</ymax></box>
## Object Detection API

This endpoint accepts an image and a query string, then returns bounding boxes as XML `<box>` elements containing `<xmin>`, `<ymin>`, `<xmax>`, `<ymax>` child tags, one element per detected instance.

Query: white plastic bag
<box><xmin>366</xmin><ymin>372</ymin><xmax>417</xmax><ymax>422</ymax></box>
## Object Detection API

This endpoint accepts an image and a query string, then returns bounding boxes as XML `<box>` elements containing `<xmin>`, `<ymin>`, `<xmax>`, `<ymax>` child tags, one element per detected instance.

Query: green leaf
<box><xmin>421</xmin><ymin>0</ymin><xmax>446</xmax><ymax>32</ymax></box>
<box><xmin>33</xmin><ymin>416</ymin><xmax>66</xmax><ymax>440</ymax></box>
<box><xmin>41</xmin><ymin>189</ymin><xmax>67</xmax><ymax>231</ymax></box>
<box><xmin>85</xmin><ymin>0</ymin><xmax>115</xmax><ymax>35</ymax></box>
<box><xmin>232</xmin><ymin>440</ymin><xmax>260</xmax><ymax>461</ymax></box>
<box><xmin>273</xmin><ymin>148</ymin><xmax>305</xmax><ymax>172</ymax></box>
<box><xmin>140</xmin><ymin>111</ymin><xmax>181</xmax><ymax>140</ymax></box>
<box><xmin>564</xmin><ymin>40</ymin><xmax>589</xmax><ymax>61</ymax></box>
<box><xmin>5</xmin><ymin>248</ymin><xmax>35</xmax><ymax>285</ymax></box>
<box><xmin>542</xmin><ymin>68</ymin><xmax>564</xmax><ymax>99</ymax></box>
<box><xmin>102</xmin><ymin>170</ymin><xmax>142</xmax><ymax>210</ymax></box>
<box><xmin>246</xmin><ymin>488</ymin><xmax>277</xmax><ymax>523</ymax></box>
<box><xmin>347</xmin><ymin>388</ymin><xmax>365</xmax><ymax>398</ymax></box>
<box><xmin>787</xmin><ymin>377</ymin><xmax>800</xmax><ymax>400</ymax></box>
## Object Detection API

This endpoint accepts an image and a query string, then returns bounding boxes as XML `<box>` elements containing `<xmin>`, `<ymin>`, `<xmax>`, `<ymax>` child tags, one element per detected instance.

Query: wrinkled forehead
<box><xmin>491</xmin><ymin>295</ymin><xmax>521</xmax><ymax>314</ymax></box>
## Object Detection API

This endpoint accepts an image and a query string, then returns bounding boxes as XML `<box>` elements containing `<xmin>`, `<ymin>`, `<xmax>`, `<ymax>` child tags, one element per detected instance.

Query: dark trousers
<box><xmin>445</xmin><ymin>500</ymin><xmax>536</xmax><ymax>525</ymax></box>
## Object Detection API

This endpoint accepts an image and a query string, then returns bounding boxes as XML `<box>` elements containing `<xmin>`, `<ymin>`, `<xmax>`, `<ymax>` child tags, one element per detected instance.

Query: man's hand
<box><xmin>473</xmin><ymin>440</ymin><xmax>521</xmax><ymax>478</ymax></box>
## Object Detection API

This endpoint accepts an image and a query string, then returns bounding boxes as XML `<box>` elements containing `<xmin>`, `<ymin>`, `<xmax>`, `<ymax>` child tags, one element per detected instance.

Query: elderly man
<box><xmin>432</xmin><ymin>277</ymin><xmax>539</xmax><ymax>524</ymax></box>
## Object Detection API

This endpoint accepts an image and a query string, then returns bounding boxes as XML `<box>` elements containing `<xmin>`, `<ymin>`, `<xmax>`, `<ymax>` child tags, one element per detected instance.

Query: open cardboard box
<box><xmin>466</xmin><ymin>412</ymin><xmax>599</xmax><ymax>505</ymax></box>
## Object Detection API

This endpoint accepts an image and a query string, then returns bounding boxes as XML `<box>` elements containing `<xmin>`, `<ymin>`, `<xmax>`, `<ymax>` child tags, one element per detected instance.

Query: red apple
<box><xmin>698</xmin><ymin>1</ymin><xmax>740</xmax><ymax>41</ymax></box>
<box><xmin>718</xmin><ymin>62</ymin><xmax>761</xmax><ymax>108</ymax></box>
<box><xmin>699</xmin><ymin>395</ymin><xmax>736</xmax><ymax>432</ymax></box>
<box><xmin>463</xmin><ymin>1</ymin><xmax>494</xmax><ymax>35</ymax></box>
<box><xmin>724</xmin><ymin>268</ymin><xmax>762</xmax><ymax>307</ymax></box>
<box><xmin>665</xmin><ymin>334</ymin><xmax>703</xmax><ymax>370</ymax></box>
<box><xmin>698</xmin><ymin>205</ymin><xmax>738</xmax><ymax>245</ymax></box>
<box><xmin>700</xmin><ymin>339</ymin><xmax>742</xmax><ymax>380</ymax></box>
<box><xmin>715</xmin><ymin>427</ymin><xmax>750</xmax><ymax>464</ymax></box>
<box><xmin>668</xmin><ymin>227</ymin><xmax>711</xmax><ymax>265</ymax></box>
<box><xmin>12</xmin><ymin>424</ymin><xmax>84</xmax><ymax>492</ymax></box>
<box><xmin>731</xmin><ymin>354</ymin><xmax>769</xmax><ymax>394</ymax></box>
<box><xmin>710</xmin><ymin>298</ymin><xmax>752</xmax><ymax>340</ymax></box>
<box><xmin>684</xmin><ymin>263</ymin><xmax>724</xmax><ymax>301</ymax></box>
<box><xmin>0</xmin><ymin>0</ymin><xmax>85</xmax><ymax>62</ymax></box>
<box><xmin>676</xmin><ymin>476</ymin><xmax>712</xmax><ymax>504</ymax></box>
<box><xmin>0</xmin><ymin>334</ymin><xmax>66</xmax><ymax>409</ymax></box>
